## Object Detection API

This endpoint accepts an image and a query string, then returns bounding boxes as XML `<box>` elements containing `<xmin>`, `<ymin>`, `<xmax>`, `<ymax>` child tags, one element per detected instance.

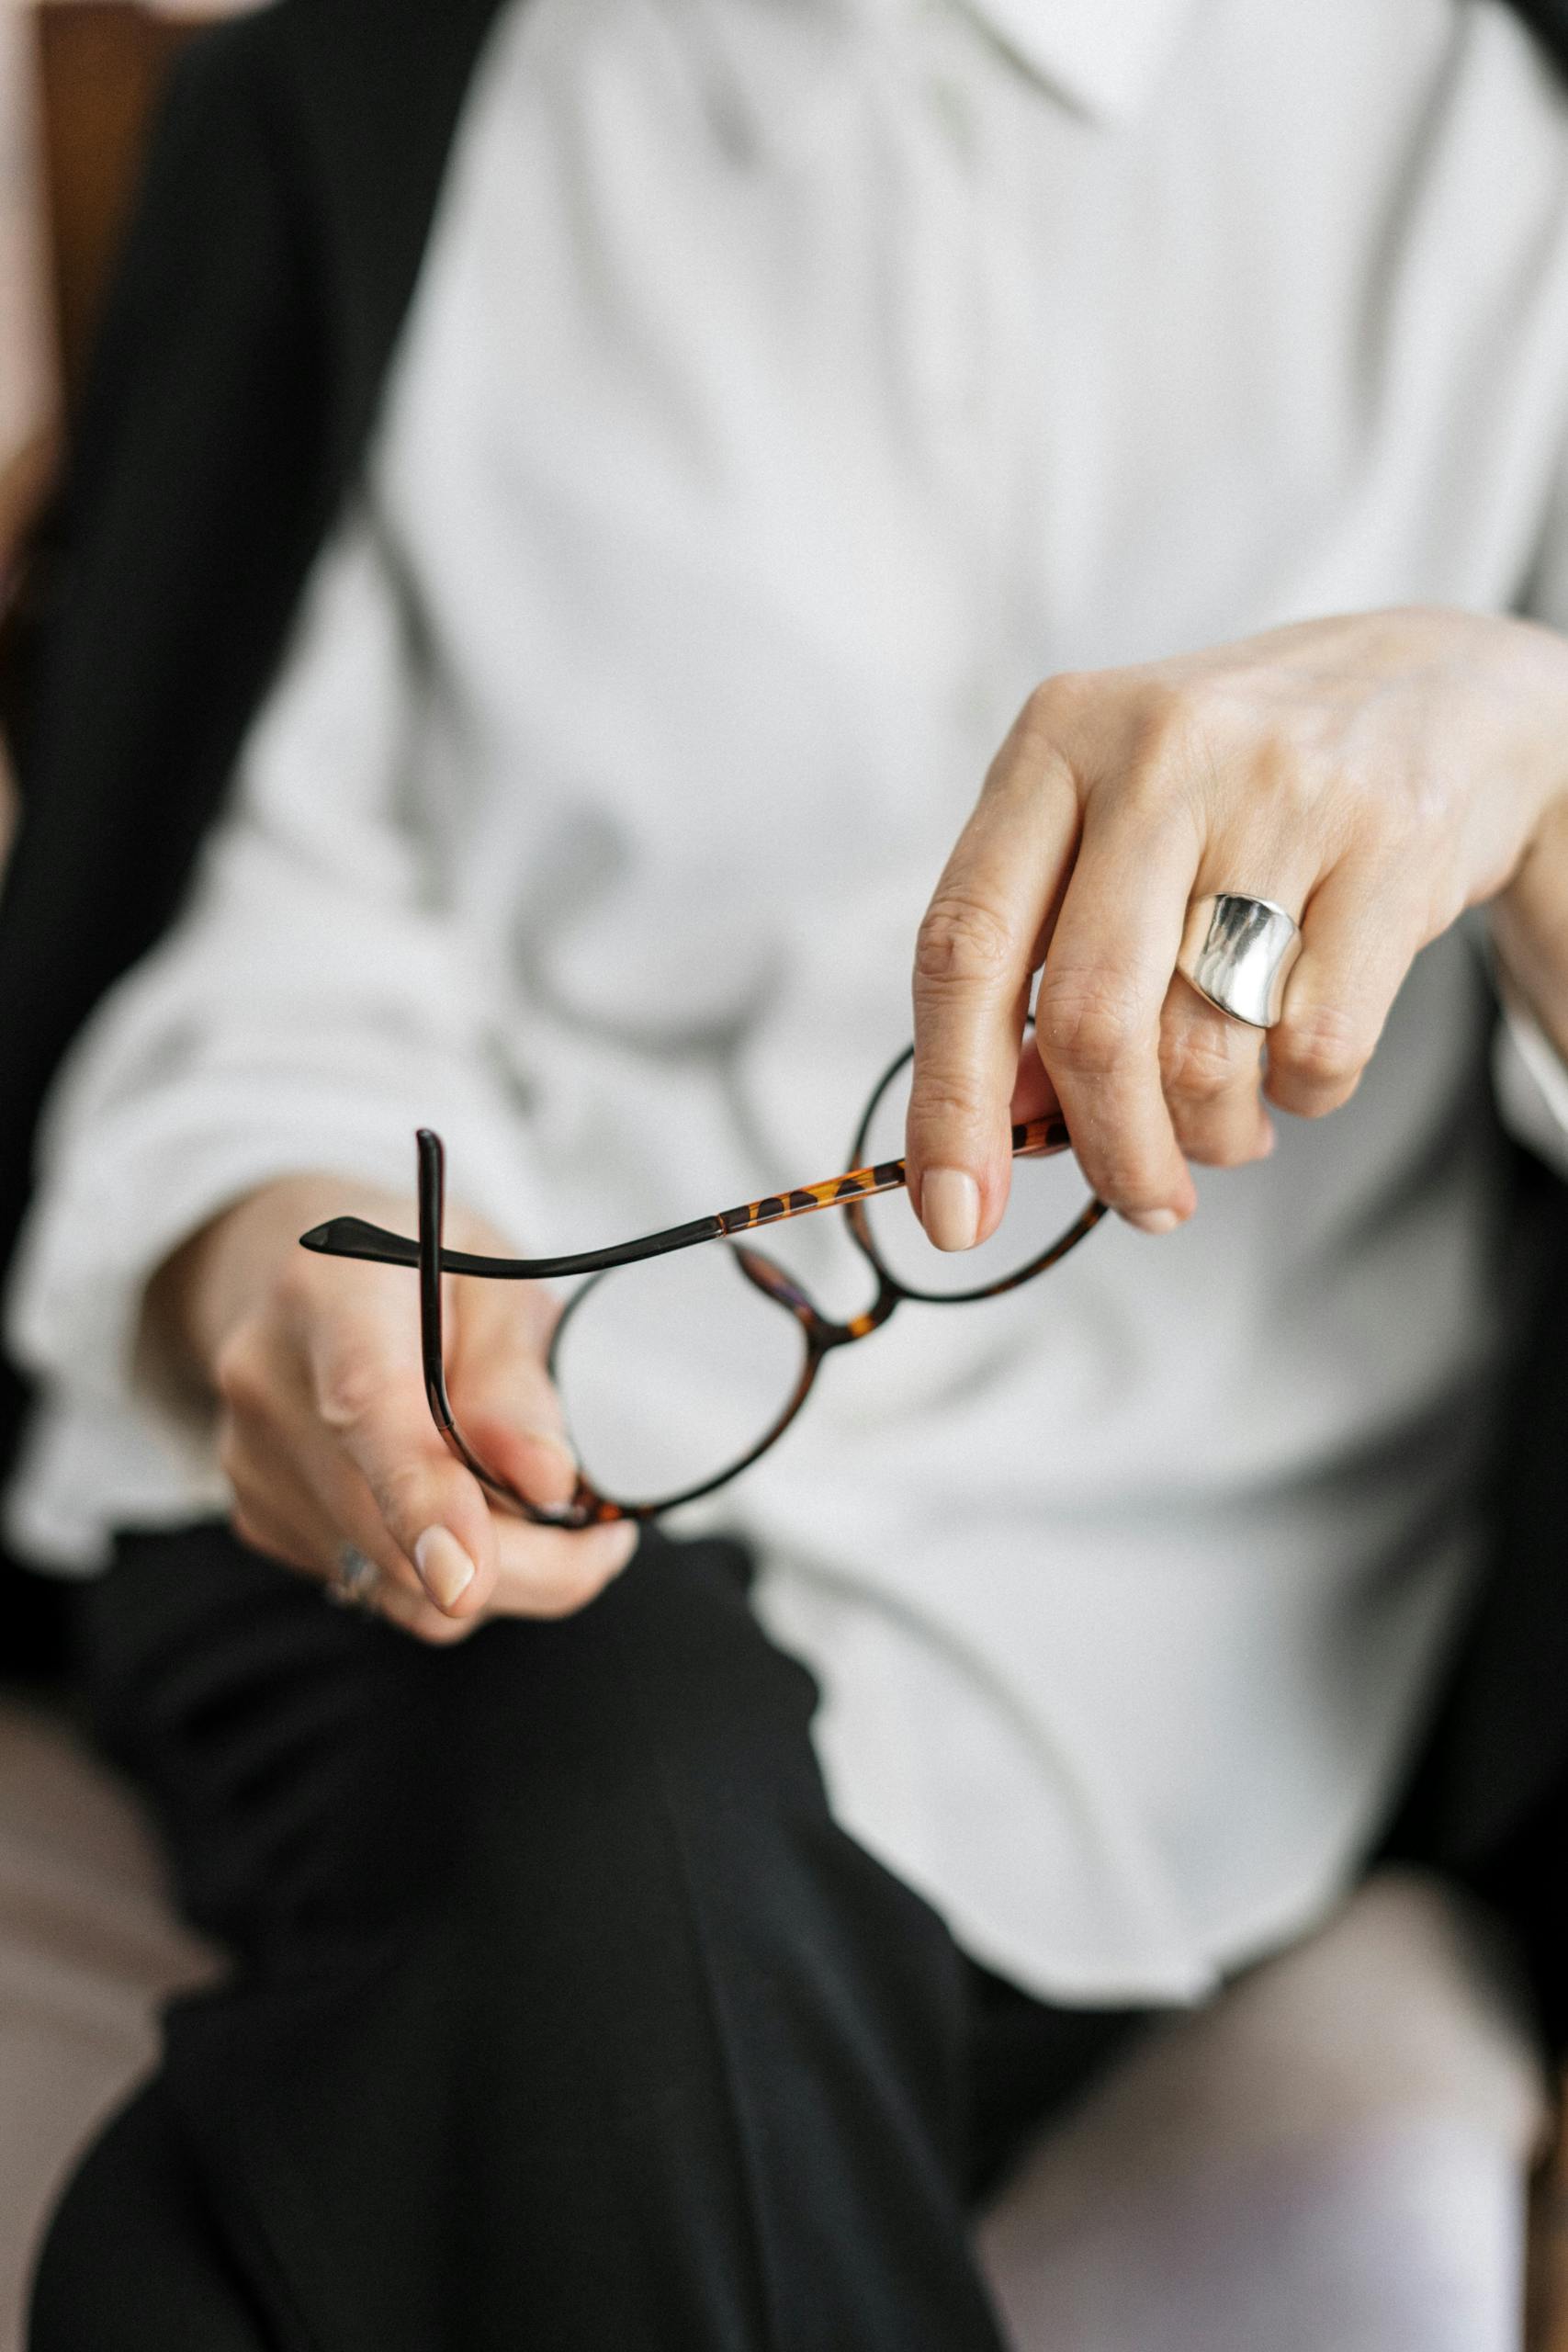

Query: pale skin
<box><xmin>907</xmin><ymin>606</ymin><xmax>1568</xmax><ymax>1248</ymax></box>
<box><xmin>151</xmin><ymin>1177</ymin><xmax>637</xmax><ymax>1645</ymax></box>
<box><xmin>153</xmin><ymin>605</ymin><xmax>1568</xmax><ymax>1639</ymax></box>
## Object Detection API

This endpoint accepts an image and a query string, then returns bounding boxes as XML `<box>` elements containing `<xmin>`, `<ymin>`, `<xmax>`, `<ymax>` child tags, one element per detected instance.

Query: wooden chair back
<box><xmin>35</xmin><ymin>4</ymin><xmax>208</xmax><ymax>415</ymax></box>
<box><xmin>0</xmin><ymin>5</ymin><xmax>213</xmax><ymax>840</ymax></box>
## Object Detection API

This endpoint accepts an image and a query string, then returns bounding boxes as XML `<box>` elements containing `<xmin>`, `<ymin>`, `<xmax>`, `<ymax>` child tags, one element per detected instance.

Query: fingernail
<box><xmin>922</xmin><ymin>1168</ymin><xmax>981</xmax><ymax>1252</ymax></box>
<box><xmin>1125</xmin><ymin>1207</ymin><xmax>1180</xmax><ymax>1236</ymax></box>
<box><xmin>414</xmin><ymin>1525</ymin><xmax>476</xmax><ymax>1611</ymax></box>
<box><xmin>521</xmin><ymin>1426</ymin><xmax>579</xmax><ymax>1471</ymax></box>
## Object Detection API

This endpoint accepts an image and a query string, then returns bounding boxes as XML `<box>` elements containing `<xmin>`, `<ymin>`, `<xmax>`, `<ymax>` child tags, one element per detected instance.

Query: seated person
<box><xmin>6</xmin><ymin>0</ymin><xmax>1568</xmax><ymax>2343</ymax></box>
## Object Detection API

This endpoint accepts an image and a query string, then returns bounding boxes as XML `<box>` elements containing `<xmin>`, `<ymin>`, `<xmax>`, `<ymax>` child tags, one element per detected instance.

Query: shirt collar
<box><xmin>660</xmin><ymin>0</ymin><xmax>1195</xmax><ymax>158</ymax></box>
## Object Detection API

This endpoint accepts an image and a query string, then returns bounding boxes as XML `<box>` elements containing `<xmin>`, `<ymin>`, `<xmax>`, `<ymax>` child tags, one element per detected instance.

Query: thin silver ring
<box><xmin>1178</xmin><ymin>893</ymin><xmax>1303</xmax><ymax>1029</ymax></box>
<box><xmin>324</xmin><ymin>1543</ymin><xmax>382</xmax><ymax>1611</ymax></box>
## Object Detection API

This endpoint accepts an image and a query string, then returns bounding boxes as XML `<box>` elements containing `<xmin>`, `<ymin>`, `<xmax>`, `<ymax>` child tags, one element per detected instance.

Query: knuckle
<box><xmin>231</xmin><ymin>1504</ymin><xmax>298</xmax><ymax>1569</ymax></box>
<box><xmin>1018</xmin><ymin>669</ymin><xmax>1090</xmax><ymax>745</ymax></box>
<box><xmin>1425</xmin><ymin>876</ymin><xmax>1465</xmax><ymax>941</ymax></box>
<box><xmin>906</xmin><ymin>1073</ymin><xmax>990</xmax><ymax>1145</ymax></box>
<box><xmin>1037</xmin><ymin>967</ymin><xmax>1145</xmax><ymax>1077</ymax></box>
<box><xmin>211</xmin><ymin>1325</ymin><xmax>269</xmax><ymax>1416</ymax></box>
<box><xmin>314</xmin><ymin>1345</ymin><xmax>396</xmax><ymax>1435</ymax></box>
<box><xmin>1250</xmin><ymin>731</ymin><xmax>1322</xmax><ymax>826</ymax></box>
<box><xmin>1349</xmin><ymin>785</ymin><xmax>1410</xmax><ymax>856</ymax></box>
<box><xmin>1095</xmin><ymin>1151</ymin><xmax>1170</xmax><ymax>1214</ymax></box>
<box><xmin>1414</xmin><ymin>851</ymin><xmax>1464</xmax><ymax>940</ymax></box>
<box><xmin>229</xmin><ymin>1502</ymin><xmax>265</xmax><ymax>1552</ymax></box>
<box><xmin>1161</xmin><ymin>1021</ymin><xmax>1249</xmax><ymax>1104</ymax></box>
<box><xmin>914</xmin><ymin>894</ymin><xmax>1016</xmax><ymax>993</ymax></box>
<box><xmin>1179</xmin><ymin>1122</ymin><xmax>1260</xmax><ymax>1170</ymax></box>
<box><xmin>1126</xmin><ymin>680</ymin><xmax>1205</xmax><ymax>777</ymax></box>
<box><xmin>1272</xmin><ymin>1001</ymin><xmax>1366</xmax><ymax>1095</ymax></box>
<box><xmin>272</xmin><ymin>1250</ymin><xmax>328</xmax><ymax>1317</ymax></box>
<box><xmin>215</xmin><ymin>1419</ymin><xmax>248</xmax><ymax>1489</ymax></box>
<box><xmin>373</xmin><ymin>1456</ymin><xmax>440</xmax><ymax>1534</ymax></box>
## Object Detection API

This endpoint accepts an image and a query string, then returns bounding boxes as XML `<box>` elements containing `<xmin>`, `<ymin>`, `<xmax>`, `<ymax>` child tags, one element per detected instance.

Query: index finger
<box><xmin>908</xmin><ymin>735</ymin><xmax>1078</xmax><ymax>1249</ymax></box>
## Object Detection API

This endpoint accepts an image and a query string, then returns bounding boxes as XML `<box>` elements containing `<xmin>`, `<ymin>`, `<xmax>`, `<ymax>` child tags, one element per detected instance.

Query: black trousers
<box><xmin>30</xmin><ymin>1522</ymin><xmax>1145</xmax><ymax>2352</ymax></box>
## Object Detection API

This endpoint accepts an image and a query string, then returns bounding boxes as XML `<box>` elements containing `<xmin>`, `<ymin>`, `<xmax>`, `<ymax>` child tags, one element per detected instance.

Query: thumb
<box><xmin>314</xmin><ymin>1259</ymin><xmax>583</xmax><ymax>1619</ymax></box>
<box><xmin>312</xmin><ymin>1322</ymin><xmax>507</xmax><ymax>1620</ymax></box>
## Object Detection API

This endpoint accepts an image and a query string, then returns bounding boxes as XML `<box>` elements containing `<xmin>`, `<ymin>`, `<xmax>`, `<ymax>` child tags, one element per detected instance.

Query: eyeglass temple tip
<box><xmin>298</xmin><ymin>1216</ymin><xmax>421</xmax><ymax>1269</ymax></box>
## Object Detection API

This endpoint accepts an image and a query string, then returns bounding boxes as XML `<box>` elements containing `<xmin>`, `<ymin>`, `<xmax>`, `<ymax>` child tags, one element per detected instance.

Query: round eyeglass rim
<box><xmin>536</xmin><ymin>1037</ymin><xmax>1105</xmax><ymax>1521</ymax></box>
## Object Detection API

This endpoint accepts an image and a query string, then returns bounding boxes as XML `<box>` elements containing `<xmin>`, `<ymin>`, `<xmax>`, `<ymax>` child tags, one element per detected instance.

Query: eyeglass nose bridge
<box><xmin>731</xmin><ymin>1241</ymin><xmax>818</xmax><ymax>1320</ymax></box>
<box><xmin>731</xmin><ymin>1238</ymin><xmax>904</xmax><ymax>1351</ymax></box>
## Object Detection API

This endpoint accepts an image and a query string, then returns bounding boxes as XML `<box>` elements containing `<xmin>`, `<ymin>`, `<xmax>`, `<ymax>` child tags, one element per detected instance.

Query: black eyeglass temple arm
<box><xmin>298</xmin><ymin>1208</ymin><xmax>731</xmax><ymax>1282</ymax></box>
<box><xmin>297</xmin><ymin>1114</ymin><xmax>1071</xmax><ymax>1282</ymax></box>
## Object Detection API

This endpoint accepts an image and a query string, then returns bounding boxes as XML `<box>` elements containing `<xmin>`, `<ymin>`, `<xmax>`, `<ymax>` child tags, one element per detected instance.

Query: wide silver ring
<box><xmin>1178</xmin><ymin>893</ymin><xmax>1302</xmax><ymax>1029</ymax></box>
<box><xmin>324</xmin><ymin>1543</ymin><xmax>381</xmax><ymax>1611</ymax></box>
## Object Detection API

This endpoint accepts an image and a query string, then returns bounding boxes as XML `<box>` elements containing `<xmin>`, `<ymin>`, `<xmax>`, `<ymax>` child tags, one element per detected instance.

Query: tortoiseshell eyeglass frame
<box><xmin>299</xmin><ymin>1042</ymin><xmax>1107</xmax><ymax>1529</ymax></box>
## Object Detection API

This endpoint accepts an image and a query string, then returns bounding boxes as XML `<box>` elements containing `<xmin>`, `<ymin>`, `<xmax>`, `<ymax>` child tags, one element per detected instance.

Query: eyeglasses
<box><xmin>299</xmin><ymin>1040</ymin><xmax>1106</xmax><ymax>1528</ymax></box>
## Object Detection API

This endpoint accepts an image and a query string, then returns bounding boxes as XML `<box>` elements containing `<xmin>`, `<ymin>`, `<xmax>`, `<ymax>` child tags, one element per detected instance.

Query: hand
<box><xmin>147</xmin><ymin>1175</ymin><xmax>637</xmax><ymax>1642</ymax></box>
<box><xmin>907</xmin><ymin>607</ymin><xmax>1568</xmax><ymax>1242</ymax></box>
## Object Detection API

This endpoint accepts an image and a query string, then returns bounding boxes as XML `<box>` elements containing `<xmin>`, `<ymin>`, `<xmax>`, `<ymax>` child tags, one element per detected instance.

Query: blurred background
<box><xmin>0</xmin><ymin>12</ymin><xmax>254</xmax><ymax>2340</ymax></box>
<box><xmin>0</xmin><ymin>0</ymin><xmax>262</xmax><ymax>839</ymax></box>
<box><xmin>0</xmin><ymin>0</ymin><xmax>265</xmax><ymax>1679</ymax></box>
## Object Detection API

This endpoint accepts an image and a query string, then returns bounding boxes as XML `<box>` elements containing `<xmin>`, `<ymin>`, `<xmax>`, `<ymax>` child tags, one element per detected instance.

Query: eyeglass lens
<box><xmin>547</xmin><ymin>1042</ymin><xmax>1097</xmax><ymax>1511</ymax></box>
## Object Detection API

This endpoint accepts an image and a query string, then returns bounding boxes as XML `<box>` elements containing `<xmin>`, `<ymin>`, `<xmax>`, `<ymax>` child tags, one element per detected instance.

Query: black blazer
<box><xmin>1</xmin><ymin>0</ymin><xmax>1564</xmax><ymax>1970</ymax></box>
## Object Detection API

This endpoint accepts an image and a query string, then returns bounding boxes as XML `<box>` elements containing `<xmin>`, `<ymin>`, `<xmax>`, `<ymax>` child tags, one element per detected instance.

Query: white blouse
<box><xmin>10</xmin><ymin>0</ymin><xmax>1568</xmax><ymax>2002</ymax></box>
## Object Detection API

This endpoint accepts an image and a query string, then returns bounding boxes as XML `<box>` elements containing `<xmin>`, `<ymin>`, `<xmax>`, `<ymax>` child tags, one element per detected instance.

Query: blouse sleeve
<box><xmin>5</xmin><ymin>502</ymin><xmax>540</xmax><ymax>1555</ymax></box>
